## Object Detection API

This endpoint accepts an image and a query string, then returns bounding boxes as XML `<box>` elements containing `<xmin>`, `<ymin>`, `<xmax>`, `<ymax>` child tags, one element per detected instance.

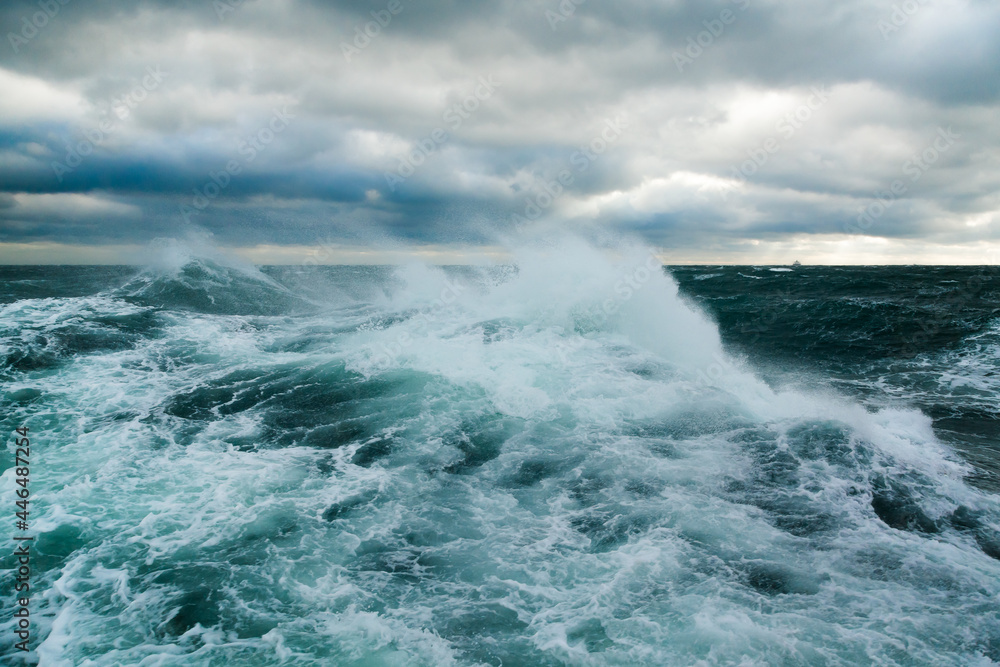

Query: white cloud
<box><xmin>0</xmin><ymin>67</ymin><xmax>84</xmax><ymax>123</ymax></box>
<box><xmin>10</xmin><ymin>193</ymin><xmax>140</xmax><ymax>219</ymax></box>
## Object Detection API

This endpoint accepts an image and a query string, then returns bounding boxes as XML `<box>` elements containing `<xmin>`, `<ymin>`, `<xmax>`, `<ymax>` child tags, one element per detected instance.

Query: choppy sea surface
<box><xmin>2</xmin><ymin>240</ymin><xmax>999</xmax><ymax>666</ymax></box>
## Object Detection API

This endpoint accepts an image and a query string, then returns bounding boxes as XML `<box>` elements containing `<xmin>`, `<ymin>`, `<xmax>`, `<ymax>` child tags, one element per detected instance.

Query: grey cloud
<box><xmin>0</xmin><ymin>0</ymin><xmax>998</xmax><ymax>256</ymax></box>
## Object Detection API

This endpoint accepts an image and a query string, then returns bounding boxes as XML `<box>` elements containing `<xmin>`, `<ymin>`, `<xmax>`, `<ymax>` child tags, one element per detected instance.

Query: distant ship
<box><xmin>793</xmin><ymin>260</ymin><xmax>802</xmax><ymax>266</ymax></box>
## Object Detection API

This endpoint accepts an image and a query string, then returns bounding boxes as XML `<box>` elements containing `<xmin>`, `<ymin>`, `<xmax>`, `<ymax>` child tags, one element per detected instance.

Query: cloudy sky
<box><xmin>1</xmin><ymin>0</ymin><xmax>998</xmax><ymax>264</ymax></box>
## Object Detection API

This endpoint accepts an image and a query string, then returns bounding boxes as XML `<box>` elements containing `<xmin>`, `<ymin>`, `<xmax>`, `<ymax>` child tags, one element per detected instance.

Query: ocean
<box><xmin>2</xmin><ymin>240</ymin><xmax>999</xmax><ymax>665</ymax></box>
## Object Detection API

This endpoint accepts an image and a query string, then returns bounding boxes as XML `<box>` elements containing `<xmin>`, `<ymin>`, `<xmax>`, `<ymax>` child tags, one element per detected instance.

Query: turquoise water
<box><xmin>2</xmin><ymin>240</ymin><xmax>999</xmax><ymax>665</ymax></box>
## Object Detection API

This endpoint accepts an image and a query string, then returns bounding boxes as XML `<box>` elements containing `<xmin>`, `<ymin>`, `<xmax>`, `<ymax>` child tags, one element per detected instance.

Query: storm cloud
<box><xmin>1</xmin><ymin>0</ymin><xmax>998</xmax><ymax>262</ymax></box>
